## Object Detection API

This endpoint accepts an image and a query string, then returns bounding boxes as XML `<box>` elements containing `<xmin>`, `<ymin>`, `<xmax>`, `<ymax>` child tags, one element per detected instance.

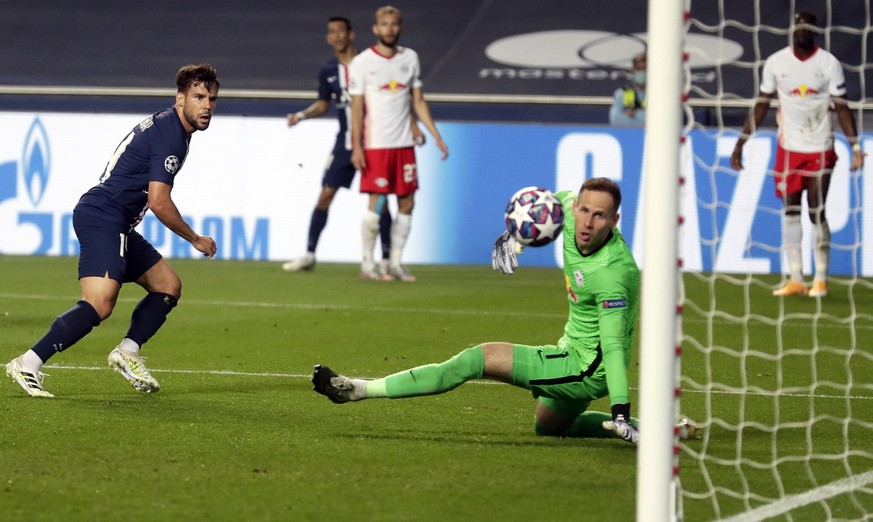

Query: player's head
<box><xmin>792</xmin><ymin>11</ymin><xmax>818</xmax><ymax>50</ymax></box>
<box><xmin>373</xmin><ymin>5</ymin><xmax>402</xmax><ymax>48</ymax></box>
<box><xmin>175</xmin><ymin>64</ymin><xmax>219</xmax><ymax>133</ymax></box>
<box><xmin>327</xmin><ymin>16</ymin><xmax>354</xmax><ymax>51</ymax></box>
<box><xmin>176</xmin><ymin>63</ymin><xmax>220</xmax><ymax>94</ymax></box>
<box><xmin>573</xmin><ymin>177</ymin><xmax>621</xmax><ymax>254</ymax></box>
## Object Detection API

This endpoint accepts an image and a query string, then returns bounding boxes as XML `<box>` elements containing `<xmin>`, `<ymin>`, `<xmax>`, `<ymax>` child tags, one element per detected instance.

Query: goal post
<box><xmin>637</xmin><ymin>0</ymin><xmax>687</xmax><ymax>520</ymax></box>
<box><xmin>653</xmin><ymin>1</ymin><xmax>873</xmax><ymax>520</ymax></box>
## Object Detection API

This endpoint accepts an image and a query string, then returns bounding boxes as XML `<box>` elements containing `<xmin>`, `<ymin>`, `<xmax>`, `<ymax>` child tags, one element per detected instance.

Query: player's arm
<box><xmin>411</xmin><ymin>87</ymin><xmax>448</xmax><ymax>159</ymax></box>
<box><xmin>833</xmin><ymin>96</ymin><xmax>865</xmax><ymax>171</ymax></box>
<box><xmin>287</xmin><ymin>99</ymin><xmax>330</xmax><ymax>126</ymax></box>
<box><xmin>596</xmin><ymin>286</ymin><xmax>638</xmax><ymax>443</ymax></box>
<box><xmin>731</xmin><ymin>90</ymin><xmax>772</xmax><ymax>171</ymax></box>
<box><xmin>599</xmin><ymin>306</ymin><xmax>631</xmax><ymax>407</ymax></box>
<box><xmin>410</xmin><ymin>111</ymin><xmax>425</xmax><ymax>146</ymax></box>
<box><xmin>147</xmin><ymin>180</ymin><xmax>217</xmax><ymax>257</ymax></box>
<box><xmin>350</xmin><ymin>93</ymin><xmax>366</xmax><ymax>170</ymax></box>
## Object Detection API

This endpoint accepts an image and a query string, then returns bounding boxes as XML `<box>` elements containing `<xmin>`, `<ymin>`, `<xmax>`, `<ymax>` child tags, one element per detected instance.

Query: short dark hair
<box><xmin>328</xmin><ymin>16</ymin><xmax>352</xmax><ymax>31</ymax></box>
<box><xmin>580</xmin><ymin>177</ymin><xmax>622</xmax><ymax>212</ymax></box>
<box><xmin>794</xmin><ymin>11</ymin><xmax>817</xmax><ymax>26</ymax></box>
<box><xmin>176</xmin><ymin>64</ymin><xmax>220</xmax><ymax>93</ymax></box>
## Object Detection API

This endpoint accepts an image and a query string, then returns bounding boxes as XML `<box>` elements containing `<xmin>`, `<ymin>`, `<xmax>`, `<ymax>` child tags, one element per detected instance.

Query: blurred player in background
<box><xmin>283</xmin><ymin>17</ymin><xmax>390</xmax><ymax>274</ymax></box>
<box><xmin>5</xmin><ymin>64</ymin><xmax>220</xmax><ymax>397</ymax></box>
<box><xmin>609</xmin><ymin>52</ymin><xmax>647</xmax><ymax>127</ymax></box>
<box><xmin>312</xmin><ymin>178</ymin><xmax>698</xmax><ymax>444</ymax></box>
<box><xmin>349</xmin><ymin>5</ymin><xmax>449</xmax><ymax>282</ymax></box>
<box><xmin>731</xmin><ymin>11</ymin><xmax>864</xmax><ymax>298</ymax></box>
<box><xmin>283</xmin><ymin>16</ymin><xmax>425</xmax><ymax>275</ymax></box>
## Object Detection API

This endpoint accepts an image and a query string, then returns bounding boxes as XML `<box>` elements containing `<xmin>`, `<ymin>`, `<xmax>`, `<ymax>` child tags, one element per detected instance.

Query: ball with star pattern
<box><xmin>503</xmin><ymin>187</ymin><xmax>564</xmax><ymax>247</ymax></box>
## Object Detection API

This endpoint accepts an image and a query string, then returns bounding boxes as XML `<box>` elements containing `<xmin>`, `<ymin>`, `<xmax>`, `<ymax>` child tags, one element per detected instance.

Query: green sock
<box><xmin>564</xmin><ymin>412</ymin><xmax>641</xmax><ymax>438</ymax></box>
<box><xmin>367</xmin><ymin>346</ymin><xmax>485</xmax><ymax>399</ymax></box>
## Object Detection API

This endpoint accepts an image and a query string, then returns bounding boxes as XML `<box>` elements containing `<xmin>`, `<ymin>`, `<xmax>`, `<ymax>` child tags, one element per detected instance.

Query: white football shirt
<box><xmin>760</xmin><ymin>45</ymin><xmax>847</xmax><ymax>152</ymax></box>
<box><xmin>348</xmin><ymin>45</ymin><xmax>422</xmax><ymax>149</ymax></box>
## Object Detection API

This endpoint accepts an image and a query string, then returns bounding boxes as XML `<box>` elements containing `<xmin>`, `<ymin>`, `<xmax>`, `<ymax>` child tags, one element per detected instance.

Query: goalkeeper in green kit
<box><xmin>313</xmin><ymin>177</ymin><xmax>668</xmax><ymax>444</ymax></box>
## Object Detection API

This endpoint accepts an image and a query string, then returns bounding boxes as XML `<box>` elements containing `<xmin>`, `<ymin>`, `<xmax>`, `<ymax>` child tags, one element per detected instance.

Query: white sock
<box><xmin>361</xmin><ymin>210</ymin><xmax>380</xmax><ymax>265</ymax></box>
<box><xmin>362</xmin><ymin>378</ymin><xmax>387</xmax><ymax>399</ymax></box>
<box><xmin>118</xmin><ymin>337</ymin><xmax>140</xmax><ymax>356</ymax></box>
<box><xmin>22</xmin><ymin>350</ymin><xmax>44</xmax><ymax>372</ymax></box>
<box><xmin>782</xmin><ymin>214</ymin><xmax>803</xmax><ymax>282</ymax></box>
<box><xmin>812</xmin><ymin>220</ymin><xmax>830</xmax><ymax>283</ymax></box>
<box><xmin>390</xmin><ymin>213</ymin><xmax>412</xmax><ymax>267</ymax></box>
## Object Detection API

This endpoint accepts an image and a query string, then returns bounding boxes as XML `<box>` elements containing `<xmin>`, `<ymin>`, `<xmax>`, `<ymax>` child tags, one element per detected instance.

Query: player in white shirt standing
<box><xmin>348</xmin><ymin>5</ymin><xmax>449</xmax><ymax>282</ymax></box>
<box><xmin>731</xmin><ymin>10</ymin><xmax>864</xmax><ymax>298</ymax></box>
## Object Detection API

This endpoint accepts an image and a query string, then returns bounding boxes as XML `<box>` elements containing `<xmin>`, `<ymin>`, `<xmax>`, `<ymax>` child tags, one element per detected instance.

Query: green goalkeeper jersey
<box><xmin>555</xmin><ymin>190</ymin><xmax>640</xmax><ymax>406</ymax></box>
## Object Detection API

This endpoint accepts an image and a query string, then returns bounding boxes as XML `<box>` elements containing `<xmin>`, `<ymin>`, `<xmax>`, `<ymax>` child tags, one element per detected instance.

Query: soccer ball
<box><xmin>504</xmin><ymin>186</ymin><xmax>564</xmax><ymax>247</ymax></box>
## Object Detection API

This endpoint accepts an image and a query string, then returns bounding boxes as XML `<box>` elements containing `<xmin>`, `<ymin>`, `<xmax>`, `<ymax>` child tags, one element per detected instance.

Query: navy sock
<box><xmin>31</xmin><ymin>300</ymin><xmax>101</xmax><ymax>362</ymax></box>
<box><xmin>125</xmin><ymin>292</ymin><xmax>177</xmax><ymax>346</ymax></box>
<box><xmin>379</xmin><ymin>209</ymin><xmax>392</xmax><ymax>260</ymax></box>
<box><xmin>307</xmin><ymin>208</ymin><xmax>328</xmax><ymax>253</ymax></box>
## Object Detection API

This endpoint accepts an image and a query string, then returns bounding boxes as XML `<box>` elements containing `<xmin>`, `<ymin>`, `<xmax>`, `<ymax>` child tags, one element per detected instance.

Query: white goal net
<box><xmin>674</xmin><ymin>1</ymin><xmax>873</xmax><ymax>520</ymax></box>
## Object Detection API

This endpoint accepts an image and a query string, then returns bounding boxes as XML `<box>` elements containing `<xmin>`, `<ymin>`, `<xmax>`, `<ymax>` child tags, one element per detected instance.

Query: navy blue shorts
<box><xmin>322</xmin><ymin>146</ymin><xmax>356</xmax><ymax>189</ymax></box>
<box><xmin>73</xmin><ymin>211</ymin><xmax>162</xmax><ymax>283</ymax></box>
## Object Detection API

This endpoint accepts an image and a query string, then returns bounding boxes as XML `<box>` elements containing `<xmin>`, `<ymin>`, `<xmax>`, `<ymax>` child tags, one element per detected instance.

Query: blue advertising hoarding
<box><xmin>1</xmin><ymin>112</ymin><xmax>869</xmax><ymax>276</ymax></box>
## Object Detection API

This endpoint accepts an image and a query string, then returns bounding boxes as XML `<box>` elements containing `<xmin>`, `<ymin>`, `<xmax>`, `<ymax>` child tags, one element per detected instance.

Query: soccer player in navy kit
<box><xmin>5</xmin><ymin>64</ymin><xmax>220</xmax><ymax>397</ymax></box>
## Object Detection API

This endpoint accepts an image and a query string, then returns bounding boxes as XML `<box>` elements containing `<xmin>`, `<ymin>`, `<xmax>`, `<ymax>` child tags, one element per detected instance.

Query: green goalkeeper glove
<box><xmin>491</xmin><ymin>231</ymin><xmax>523</xmax><ymax>275</ymax></box>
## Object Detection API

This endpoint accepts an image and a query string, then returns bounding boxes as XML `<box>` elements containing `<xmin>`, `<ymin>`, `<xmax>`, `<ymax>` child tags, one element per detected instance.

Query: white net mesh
<box><xmin>679</xmin><ymin>1</ymin><xmax>873</xmax><ymax>520</ymax></box>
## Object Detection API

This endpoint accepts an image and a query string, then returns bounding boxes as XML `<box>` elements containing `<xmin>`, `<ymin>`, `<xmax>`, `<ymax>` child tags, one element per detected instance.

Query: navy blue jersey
<box><xmin>76</xmin><ymin>106</ymin><xmax>190</xmax><ymax>229</ymax></box>
<box><xmin>317</xmin><ymin>57</ymin><xmax>352</xmax><ymax>151</ymax></box>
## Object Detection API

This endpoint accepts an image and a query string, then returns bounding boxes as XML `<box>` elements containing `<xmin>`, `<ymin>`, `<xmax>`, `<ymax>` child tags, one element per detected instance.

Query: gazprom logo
<box><xmin>23</xmin><ymin>118</ymin><xmax>51</xmax><ymax>207</ymax></box>
<box><xmin>0</xmin><ymin>116</ymin><xmax>67</xmax><ymax>256</ymax></box>
<box><xmin>0</xmin><ymin>117</ymin><xmax>50</xmax><ymax>208</ymax></box>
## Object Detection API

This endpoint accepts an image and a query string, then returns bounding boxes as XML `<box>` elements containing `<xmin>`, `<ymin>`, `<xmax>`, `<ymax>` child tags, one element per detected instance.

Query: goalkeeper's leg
<box><xmin>313</xmin><ymin>345</ymin><xmax>487</xmax><ymax>402</ymax></box>
<box><xmin>534</xmin><ymin>398</ymin><xmax>640</xmax><ymax>438</ymax></box>
<box><xmin>313</xmin><ymin>343</ymin><xmax>522</xmax><ymax>402</ymax></box>
<box><xmin>369</xmin><ymin>345</ymin><xmax>485</xmax><ymax>398</ymax></box>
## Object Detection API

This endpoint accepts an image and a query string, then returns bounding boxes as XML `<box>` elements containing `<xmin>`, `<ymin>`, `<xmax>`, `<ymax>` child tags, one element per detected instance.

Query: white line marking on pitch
<box><xmin>5</xmin><ymin>291</ymin><xmax>873</xmax><ymax>328</ymax></box>
<box><xmin>0</xmin><ymin>292</ymin><xmax>565</xmax><ymax>319</ymax></box>
<box><xmin>41</xmin><ymin>365</ymin><xmax>873</xmax><ymax>397</ymax></box>
<box><xmin>717</xmin><ymin>469</ymin><xmax>873</xmax><ymax>522</ymax></box>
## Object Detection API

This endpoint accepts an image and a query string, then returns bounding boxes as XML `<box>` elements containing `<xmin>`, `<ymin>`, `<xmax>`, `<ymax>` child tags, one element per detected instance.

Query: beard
<box><xmin>185</xmin><ymin>110</ymin><xmax>210</xmax><ymax>131</ymax></box>
<box><xmin>793</xmin><ymin>32</ymin><xmax>815</xmax><ymax>51</ymax></box>
<box><xmin>378</xmin><ymin>34</ymin><xmax>399</xmax><ymax>48</ymax></box>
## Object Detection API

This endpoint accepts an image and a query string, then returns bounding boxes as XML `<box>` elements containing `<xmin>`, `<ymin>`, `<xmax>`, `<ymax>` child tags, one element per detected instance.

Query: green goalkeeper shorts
<box><xmin>511</xmin><ymin>343</ymin><xmax>609</xmax><ymax>419</ymax></box>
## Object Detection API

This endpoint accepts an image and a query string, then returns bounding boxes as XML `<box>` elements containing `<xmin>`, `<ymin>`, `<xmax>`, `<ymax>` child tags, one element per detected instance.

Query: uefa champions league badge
<box><xmin>164</xmin><ymin>155</ymin><xmax>180</xmax><ymax>174</ymax></box>
<box><xmin>574</xmin><ymin>269</ymin><xmax>584</xmax><ymax>287</ymax></box>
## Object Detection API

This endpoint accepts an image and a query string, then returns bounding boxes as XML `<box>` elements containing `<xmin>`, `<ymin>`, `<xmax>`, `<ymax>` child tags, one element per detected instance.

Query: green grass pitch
<box><xmin>1</xmin><ymin>255</ymin><xmax>872</xmax><ymax>521</ymax></box>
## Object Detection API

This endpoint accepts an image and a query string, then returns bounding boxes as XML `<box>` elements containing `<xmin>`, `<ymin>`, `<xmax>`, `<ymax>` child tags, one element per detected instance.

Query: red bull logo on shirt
<box><xmin>564</xmin><ymin>274</ymin><xmax>579</xmax><ymax>304</ymax></box>
<box><xmin>380</xmin><ymin>80</ymin><xmax>407</xmax><ymax>93</ymax></box>
<box><xmin>789</xmin><ymin>84</ymin><xmax>819</xmax><ymax>97</ymax></box>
